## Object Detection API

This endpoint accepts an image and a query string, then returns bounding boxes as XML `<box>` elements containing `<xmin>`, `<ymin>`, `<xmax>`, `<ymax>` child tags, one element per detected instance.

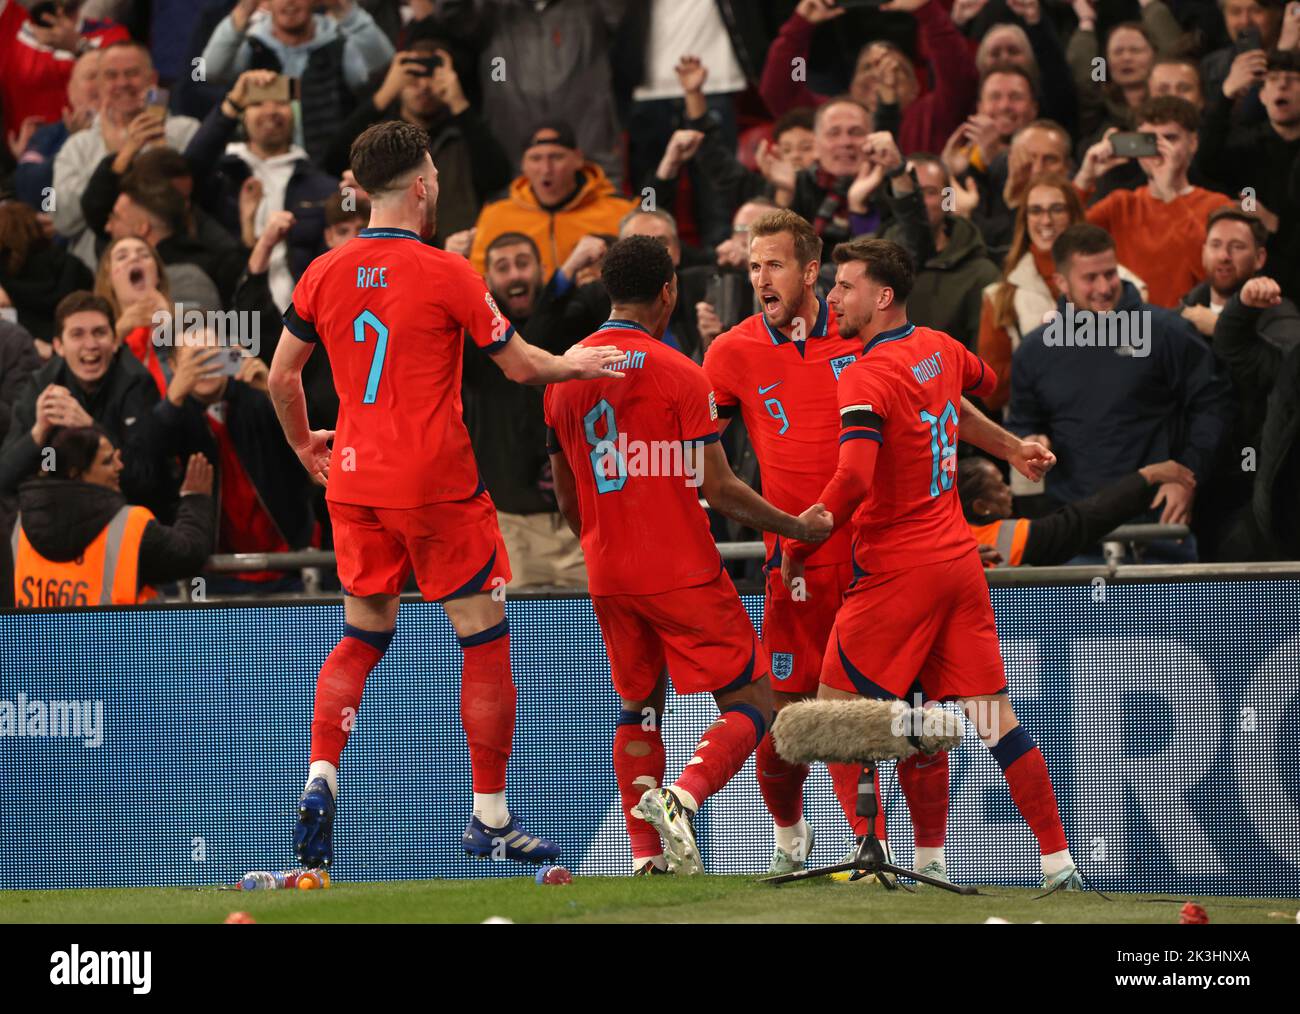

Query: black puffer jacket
<box><xmin>14</xmin><ymin>478</ymin><xmax>215</xmax><ymax>591</ymax></box>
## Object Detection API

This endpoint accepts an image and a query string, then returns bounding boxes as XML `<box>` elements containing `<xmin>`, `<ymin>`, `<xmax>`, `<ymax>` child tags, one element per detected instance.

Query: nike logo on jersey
<box><xmin>758</xmin><ymin>382</ymin><xmax>782</xmax><ymax>395</ymax></box>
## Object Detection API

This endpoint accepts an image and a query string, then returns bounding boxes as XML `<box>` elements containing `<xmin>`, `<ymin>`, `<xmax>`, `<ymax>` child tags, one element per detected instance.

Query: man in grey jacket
<box><xmin>52</xmin><ymin>40</ymin><xmax>201</xmax><ymax>271</ymax></box>
<box><xmin>201</xmin><ymin>0</ymin><xmax>394</xmax><ymax>163</ymax></box>
<box><xmin>430</xmin><ymin>0</ymin><xmax>628</xmax><ymax>187</ymax></box>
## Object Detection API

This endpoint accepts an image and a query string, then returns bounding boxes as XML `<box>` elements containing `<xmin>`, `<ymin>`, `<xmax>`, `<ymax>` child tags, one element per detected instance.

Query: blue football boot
<box><xmin>294</xmin><ymin>777</ymin><xmax>336</xmax><ymax>869</ymax></box>
<box><xmin>463</xmin><ymin>813</ymin><xmax>561</xmax><ymax>863</ymax></box>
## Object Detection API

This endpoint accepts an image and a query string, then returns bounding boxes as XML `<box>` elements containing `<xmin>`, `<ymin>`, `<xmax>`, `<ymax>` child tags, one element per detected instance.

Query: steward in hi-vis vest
<box><xmin>959</xmin><ymin>457</ymin><xmax>1198</xmax><ymax>567</ymax></box>
<box><xmin>13</xmin><ymin>502</ymin><xmax>157</xmax><ymax>607</ymax></box>
<box><xmin>9</xmin><ymin>425</ymin><xmax>216</xmax><ymax>610</ymax></box>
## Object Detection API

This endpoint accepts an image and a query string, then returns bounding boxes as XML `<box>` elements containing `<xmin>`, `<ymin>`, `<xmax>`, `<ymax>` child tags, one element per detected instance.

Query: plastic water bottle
<box><xmin>240</xmin><ymin>871</ymin><xmax>278</xmax><ymax>890</ymax></box>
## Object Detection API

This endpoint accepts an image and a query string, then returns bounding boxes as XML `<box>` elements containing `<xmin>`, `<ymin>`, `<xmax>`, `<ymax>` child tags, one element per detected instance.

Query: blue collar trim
<box><xmin>358</xmin><ymin>227</ymin><xmax>422</xmax><ymax>241</ymax></box>
<box><xmin>599</xmin><ymin>318</ymin><xmax>654</xmax><ymax>337</ymax></box>
<box><xmin>864</xmin><ymin>321</ymin><xmax>915</xmax><ymax>353</ymax></box>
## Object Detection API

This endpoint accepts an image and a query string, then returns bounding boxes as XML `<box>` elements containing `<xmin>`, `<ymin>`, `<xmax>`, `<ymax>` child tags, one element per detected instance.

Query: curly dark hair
<box><xmin>350</xmin><ymin>121</ymin><xmax>432</xmax><ymax>196</ymax></box>
<box><xmin>601</xmin><ymin>235</ymin><xmax>674</xmax><ymax>305</ymax></box>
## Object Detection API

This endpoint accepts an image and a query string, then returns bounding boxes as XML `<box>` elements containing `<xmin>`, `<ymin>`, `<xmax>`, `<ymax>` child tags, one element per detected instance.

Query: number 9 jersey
<box><xmin>839</xmin><ymin>322</ymin><xmax>997</xmax><ymax>575</ymax></box>
<box><xmin>284</xmin><ymin>227</ymin><xmax>515</xmax><ymax>509</ymax></box>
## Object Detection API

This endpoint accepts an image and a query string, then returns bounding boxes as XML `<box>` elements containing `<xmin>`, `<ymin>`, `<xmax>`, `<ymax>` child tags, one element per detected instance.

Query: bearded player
<box><xmin>267</xmin><ymin>121</ymin><xmax>625</xmax><ymax>869</ymax></box>
<box><xmin>782</xmin><ymin>237</ymin><xmax>1082</xmax><ymax>890</ymax></box>
<box><xmin>705</xmin><ymin>209</ymin><xmax>1052</xmax><ymax>880</ymax></box>
<box><xmin>545</xmin><ymin>236</ymin><xmax>833</xmax><ymax>874</ymax></box>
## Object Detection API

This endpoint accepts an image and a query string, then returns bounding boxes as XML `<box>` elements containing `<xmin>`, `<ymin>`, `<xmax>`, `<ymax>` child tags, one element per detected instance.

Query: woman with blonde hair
<box><xmin>93</xmin><ymin>236</ymin><xmax>173</xmax><ymax>395</ymax></box>
<box><xmin>976</xmin><ymin>173</ymin><xmax>1147</xmax><ymax>414</ymax></box>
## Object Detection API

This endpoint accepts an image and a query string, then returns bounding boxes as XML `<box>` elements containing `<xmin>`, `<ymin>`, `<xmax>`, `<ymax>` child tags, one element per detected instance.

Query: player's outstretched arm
<box><xmin>699</xmin><ymin>442</ymin><xmax>831</xmax><ymax>542</ymax></box>
<box><xmin>268</xmin><ymin>327</ymin><xmax>334</xmax><ymax>487</ymax></box>
<box><xmin>958</xmin><ymin>396</ymin><xmax>1056</xmax><ymax>482</ymax></box>
<box><xmin>491</xmin><ymin>333</ymin><xmax>628</xmax><ymax>386</ymax></box>
<box><xmin>548</xmin><ymin>449</ymin><xmax>582</xmax><ymax>538</ymax></box>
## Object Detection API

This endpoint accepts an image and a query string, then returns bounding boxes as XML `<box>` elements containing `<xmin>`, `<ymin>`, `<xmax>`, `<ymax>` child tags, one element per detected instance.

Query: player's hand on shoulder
<box><xmin>564</xmin><ymin>343</ymin><xmax>626</xmax><ymax>380</ymax></box>
<box><xmin>796</xmin><ymin>502</ymin><xmax>833</xmax><ymax>542</ymax></box>
<box><xmin>295</xmin><ymin>428</ymin><xmax>334</xmax><ymax>487</ymax></box>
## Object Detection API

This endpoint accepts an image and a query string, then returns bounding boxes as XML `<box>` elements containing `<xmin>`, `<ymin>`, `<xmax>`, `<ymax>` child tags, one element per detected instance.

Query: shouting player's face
<box><xmin>828</xmin><ymin>260</ymin><xmax>892</xmax><ymax>339</ymax></box>
<box><xmin>749</xmin><ymin>232</ymin><xmax>816</xmax><ymax>333</ymax></box>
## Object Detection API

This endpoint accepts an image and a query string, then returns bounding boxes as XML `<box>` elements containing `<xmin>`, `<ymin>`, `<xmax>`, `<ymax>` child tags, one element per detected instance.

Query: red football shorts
<box><xmin>763</xmin><ymin>561</ymin><xmax>852</xmax><ymax>695</ymax></box>
<box><xmin>329</xmin><ymin>491</ymin><xmax>511</xmax><ymax>601</ymax></box>
<box><xmin>592</xmin><ymin>567</ymin><xmax>768</xmax><ymax>702</ymax></box>
<box><xmin>821</xmin><ymin>548</ymin><xmax>1006</xmax><ymax>702</ymax></box>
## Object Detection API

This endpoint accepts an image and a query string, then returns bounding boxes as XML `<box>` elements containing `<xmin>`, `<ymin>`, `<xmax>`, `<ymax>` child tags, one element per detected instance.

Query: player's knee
<box><xmin>343</xmin><ymin>623</ymin><xmax>394</xmax><ymax>656</ymax></box>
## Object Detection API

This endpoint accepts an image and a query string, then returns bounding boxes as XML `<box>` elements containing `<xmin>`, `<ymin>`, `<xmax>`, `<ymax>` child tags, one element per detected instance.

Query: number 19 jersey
<box><xmin>543</xmin><ymin>322</ymin><xmax>723</xmax><ymax>597</ymax></box>
<box><xmin>840</xmin><ymin>323</ymin><xmax>997</xmax><ymax>574</ymax></box>
<box><xmin>284</xmin><ymin>227</ymin><xmax>514</xmax><ymax>508</ymax></box>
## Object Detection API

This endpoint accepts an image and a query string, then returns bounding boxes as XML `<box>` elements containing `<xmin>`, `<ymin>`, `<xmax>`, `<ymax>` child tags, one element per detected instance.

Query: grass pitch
<box><xmin>3</xmin><ymin>877</ymin><xmax>1297</xmax><ymax>924</ymax></box>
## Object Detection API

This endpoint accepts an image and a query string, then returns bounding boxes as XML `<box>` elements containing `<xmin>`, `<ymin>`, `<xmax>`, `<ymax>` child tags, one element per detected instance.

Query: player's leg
<box><xmin>632</xmin><ymin>571</ymin><xmax>772</xmax><ymax>874</ymax></box>
<box><xmin>297</xmin><ymin>504</ymin><xmax>406</xmax><ymax>868</ymax></box>
<box><xmin>616</xmin><ymin>673</ymin><xmax>669</xmax><ymax>875</ymax></box>
<box><xmin>592</xmin><ymin>591</ymin><xmax>671</xmax><ymax>875</ymax></box>
<box><xmin>755</xmin><ymin>565</ymin><xmax>829</xmax><ymax>872</ymax></box>
<box><xmin>930</xmin><ymin>550</ymin><xmax>1077</xmax><ymax>888</ymax></box>
<box><xmin>759</xmin><ymin>689</ymin><xmax>816</xmax><ymax>871</ymax></box>
<box><xmin>961</xmin><ymin>692</ymin><xmax>1077</xmax><ymax>888</ymax></box>
<box><xmin>442</xmin><ymin>590</ymin><xmax>560</xmax><ymax>863</ymax></box>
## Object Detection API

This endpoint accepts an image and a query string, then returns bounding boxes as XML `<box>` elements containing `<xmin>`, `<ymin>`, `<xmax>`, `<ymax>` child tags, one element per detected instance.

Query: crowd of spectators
<box><xmin>1</xmin><ymin>0</ymin><xmax>1298</xmax><ymax>607</ymax></box>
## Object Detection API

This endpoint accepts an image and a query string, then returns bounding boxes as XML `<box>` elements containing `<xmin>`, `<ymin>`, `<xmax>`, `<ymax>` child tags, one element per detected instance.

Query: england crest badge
<box><xmin>771</xmin><ymin>652</ymin><xmax>795</xmax><ymax>681</ymax></box>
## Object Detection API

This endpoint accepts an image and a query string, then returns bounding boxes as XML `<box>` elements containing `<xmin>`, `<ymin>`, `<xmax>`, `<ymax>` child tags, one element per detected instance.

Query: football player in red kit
<box><xmin>782</xmin><ymin>237</ymin><xmax>1082</xmax><ymax>890</ymax></box>
<box><xmin>267</xmin><ymin>121</ymin><xmax>625</xmax><ymax>869</ymax></box>
<box><xmin>705</xmin><ymin>209</ymin><xmax>1042</xmax><ymax>880</ymax></box>
<box><xmin>545</xmin><ymin>236</ymin><xmax>833</xmax><ymax>874</ymax></box>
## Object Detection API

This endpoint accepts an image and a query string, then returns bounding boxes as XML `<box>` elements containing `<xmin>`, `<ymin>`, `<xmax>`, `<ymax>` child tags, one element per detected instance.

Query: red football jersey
<box><xmin>704</xmin><ymin>298</ymin><xmax>859</xmax><ymax>568</ymax></box>
<box><xmin>285</xmin><ymin>226</ymin><xmax>513</xmax><ymax>508</ymax></box>
<box><xmin>544</xmin><ymin>322</ymin><xmax>722</xmax><ymax>597</ymax></box>
<box><xmin>838</xmin><ymin>323</ymin><xmax>996</xmax><ymax>573</ymax></box>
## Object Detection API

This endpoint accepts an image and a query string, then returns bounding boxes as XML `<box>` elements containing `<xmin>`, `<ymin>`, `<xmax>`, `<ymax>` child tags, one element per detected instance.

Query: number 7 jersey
<box><xmin>283</xmin><ymin>226</ymin><xmax>514</xmax><ymax>508</ymax></box>
<box><xmin>840</xmin><ymin>322</ymin><xmax>997</xmax><ymax>574</ymax></box>
<box><xmin>543</xmin><ymin>322</ymin><xmax>724</xmax><ymax>597</ymax></box>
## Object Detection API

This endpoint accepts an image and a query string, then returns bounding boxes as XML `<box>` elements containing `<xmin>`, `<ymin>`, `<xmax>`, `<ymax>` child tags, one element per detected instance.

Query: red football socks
<box><xmin>614</xmin><ymin>711</ymin><xmax>667</xmax><ymax>860</ymax></box>
<box><xmin>673</xmin><ymin>703</ymin><xmax>767</xmax><ymax>811</ymax></box>
<box><xmin>897</xmin><ymin>752</ymin><xmax>950</xmax><ymax>849</ymax></box>
<box><xmin>309</xmin><ymin>625</ymin><xmax>393</xmax><ymax>767</ymax></box>
<box><xmin>459</xmin><ymin>619</ymin><xmax>515</xmax><ymax>794</ymax></box>
<box><xmin>754</xmin><ymin>730</ymin><xmax>809</xmax><ymax>827</ymax></box>
<box><xmin>989</xmin><ymin>725</ymin><xmax>1069</xmax><ymax>855</ymax></box>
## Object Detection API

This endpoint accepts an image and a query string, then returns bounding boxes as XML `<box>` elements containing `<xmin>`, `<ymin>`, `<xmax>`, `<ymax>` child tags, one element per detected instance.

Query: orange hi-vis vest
<box><xmin>11</xmin><ymin>505</ymin><xmax>158</xmax><ymax>607</ymax></box>
<box><xmin>970</xmin><ymin>517</ymin><xmax>1031</xmax><ymax>568</ymax></box>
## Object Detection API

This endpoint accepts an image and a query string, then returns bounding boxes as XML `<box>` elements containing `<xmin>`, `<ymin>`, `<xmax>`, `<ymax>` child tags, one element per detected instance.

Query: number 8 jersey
<box><xmin>839</xmin><ymin>322</ymin><xmax>997</xmax><ymax>574</ymax></box>
<box><xmin>284</xmin><ymin>227</ymin><xmax>514</xmax><ymax>508</ymax></box>
<box><xmin>543</xmin><ymin>322</ymin><xmax>723</xmax><ymax>597</ymax></box>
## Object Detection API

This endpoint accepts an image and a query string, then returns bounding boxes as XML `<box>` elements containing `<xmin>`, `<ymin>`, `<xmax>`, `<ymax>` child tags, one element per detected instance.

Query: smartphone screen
<box><xmin>1109</xmin><ymin>131</ymin><xmax>1159</xmax><ymax>159</ymax></box>
<box><xmin>245</xmin><ymin>75</ymin><xmax>291</xmax><ymax>105</ymax></box>
<box><xmin>145</xmin><ymin>86</ymin><xmax>169</xmax><ymax>119</ymax></box>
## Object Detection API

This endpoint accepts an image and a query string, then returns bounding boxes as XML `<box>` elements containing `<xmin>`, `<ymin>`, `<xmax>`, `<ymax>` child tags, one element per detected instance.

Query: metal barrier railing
<box><xmin>183</xmin><ymin>524</ymin><xmax>1218</xmax><ymax>600</ymax></box>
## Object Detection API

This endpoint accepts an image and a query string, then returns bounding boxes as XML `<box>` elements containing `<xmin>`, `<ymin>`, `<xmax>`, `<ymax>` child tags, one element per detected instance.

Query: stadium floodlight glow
<box><xmin>766</xmin><ymin>699</ymin><xmax>975</xmax><ymax>894</ymax></box>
